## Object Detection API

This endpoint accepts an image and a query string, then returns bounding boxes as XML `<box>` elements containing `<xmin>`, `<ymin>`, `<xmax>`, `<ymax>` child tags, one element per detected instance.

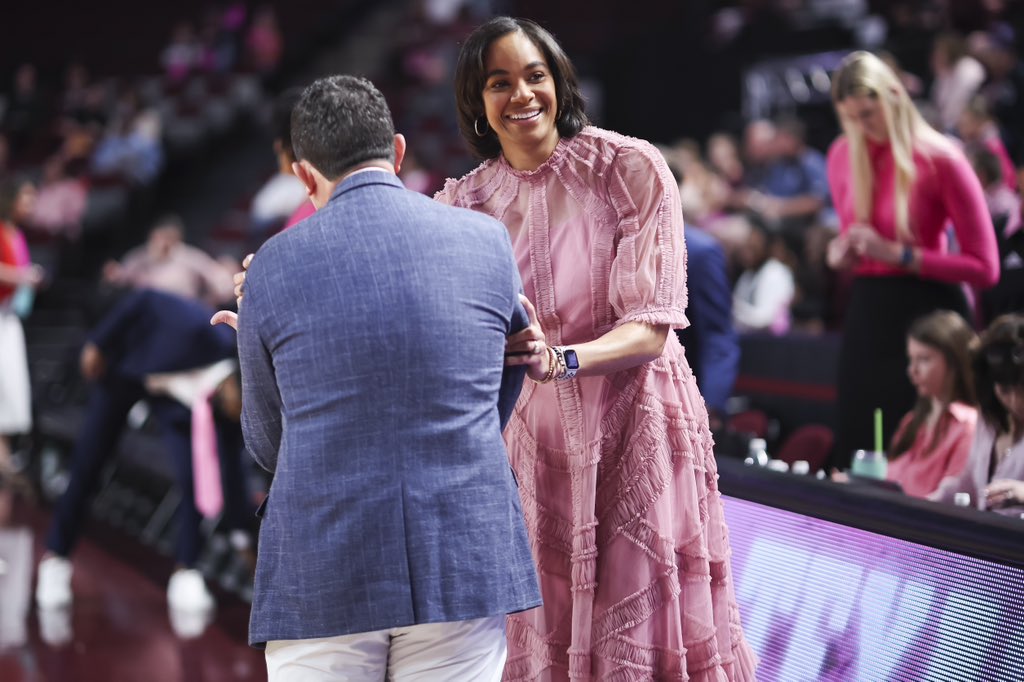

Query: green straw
<box><xmin>874</xmin><ymin>408</ymin><xmax>883</xmax><ymax>453</ymax></box>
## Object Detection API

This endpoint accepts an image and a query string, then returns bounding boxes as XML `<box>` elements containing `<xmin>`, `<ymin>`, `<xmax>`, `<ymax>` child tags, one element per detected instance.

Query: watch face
<box><xmin>564</xmin><ymin>349</ymin><xmax>579</xmax><ymax>370</ymax></box>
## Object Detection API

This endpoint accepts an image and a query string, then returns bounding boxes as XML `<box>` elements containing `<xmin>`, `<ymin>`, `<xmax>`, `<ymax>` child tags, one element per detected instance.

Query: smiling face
<box><xmin>907</xmin><ymin>338</ymin><xmax>951</xmax><ymax>401</ymax></box>
<box><xmin>481</xmin><ymin>30</ymin><xmax>560</xmax><ymax>170</ymax></box>
<box><xmin>838</xmin><ymin>93</ymin><xmax>889</xmax><ymax>142</ymax></box>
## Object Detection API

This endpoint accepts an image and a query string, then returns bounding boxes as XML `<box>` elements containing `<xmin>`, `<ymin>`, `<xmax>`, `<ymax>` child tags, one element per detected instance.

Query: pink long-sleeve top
<box><xmin>827</xmin><ymin>135</ymin><xmax>1000</xmax><ymax>288</ymax></box>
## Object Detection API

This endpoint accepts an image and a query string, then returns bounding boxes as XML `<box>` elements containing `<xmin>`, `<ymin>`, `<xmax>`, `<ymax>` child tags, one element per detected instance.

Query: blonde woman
<box><xmin>825</xmin><ymin>51</ymin><xmax>999</xmax><ymax>470</ymax></box>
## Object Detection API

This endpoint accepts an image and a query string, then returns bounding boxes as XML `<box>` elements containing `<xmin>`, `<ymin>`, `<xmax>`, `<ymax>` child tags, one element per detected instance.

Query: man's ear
<box><xmin>292</xmin><ymin>160</ymin><xmax>318</xmax><ymax>198</ymax></box>
<box><xmin>393</xmin><ymin>133</ymin><xmax>407</xmax><ymax>175</ymax></box>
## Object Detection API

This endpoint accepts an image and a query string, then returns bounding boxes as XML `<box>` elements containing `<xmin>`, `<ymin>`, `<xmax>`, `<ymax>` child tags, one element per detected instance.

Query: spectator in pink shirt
<box><xmin>825</xmin><ymin>51</ymin><xmax>999</xmax><ymax>470</ymax></box>
<box><xmin>886</xmin><ymin>310</ymin><xmax>978</xmax><ymax>497</ymax></box>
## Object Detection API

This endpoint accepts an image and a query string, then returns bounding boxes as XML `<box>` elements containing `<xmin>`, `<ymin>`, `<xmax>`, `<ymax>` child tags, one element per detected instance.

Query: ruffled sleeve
<box><xmin>432</xmin><ymin>178</ymin><xmax>458</xmax><ymax>206</ymax></box>
<box><xmin>606</xmin><ymin>142</ymin><xmax>689</xmax><ymax>329</ymax></box>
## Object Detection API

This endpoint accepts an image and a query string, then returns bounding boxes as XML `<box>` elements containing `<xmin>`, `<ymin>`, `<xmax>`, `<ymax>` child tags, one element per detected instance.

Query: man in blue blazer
<box><xmin>234</xmin><ymin>75</ymin><xmax>541</xmax><ymax>679</ymax></box>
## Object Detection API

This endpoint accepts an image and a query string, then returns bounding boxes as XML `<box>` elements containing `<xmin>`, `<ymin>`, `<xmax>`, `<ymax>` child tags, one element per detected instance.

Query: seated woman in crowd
<box><xmin>834</xmin><ymin>310</ymin><xmax>978</xmax><ymax>494</ymax></box>
<box><xmin>885</xmin><ymin>310</ymin><xmax>978</xmax><ymax>497</ymax></box>
<box><xmin>931</xmin><ymin>314</ymin><xmax>1024</xmax><ymax>513</ymax></box>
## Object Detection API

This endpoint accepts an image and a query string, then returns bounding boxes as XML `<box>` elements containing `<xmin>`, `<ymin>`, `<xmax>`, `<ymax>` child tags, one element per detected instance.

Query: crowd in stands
<box><xmin>0</xmin><ymin>4</ymin><xmax>283</xmax><ymax>282</ymax></box>
<box><xmin>0</xmin><ymin>2</ymin><xmax>293</xmax><ymax>626</ymax></box>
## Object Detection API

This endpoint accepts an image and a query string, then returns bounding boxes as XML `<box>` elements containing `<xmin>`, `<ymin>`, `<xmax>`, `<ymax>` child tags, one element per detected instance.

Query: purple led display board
<box><xmin>723</xmin><ymin>497</ymin><xmax>1024</xmax><ymax>681</ymax></box>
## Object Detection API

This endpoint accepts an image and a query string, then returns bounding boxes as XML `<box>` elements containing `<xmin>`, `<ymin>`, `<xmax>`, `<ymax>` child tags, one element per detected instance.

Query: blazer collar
<box><xmin>329</xmin><ymin>169</ymin><xmax>405</xmax><ymax>202</ymax></box>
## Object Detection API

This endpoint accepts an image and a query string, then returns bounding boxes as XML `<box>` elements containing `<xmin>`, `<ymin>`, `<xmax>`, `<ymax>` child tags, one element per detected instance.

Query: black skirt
<box><xmin>831</xmin><ymin>275</ymin><xmax>970</xmax><ymax>470</ymax></box>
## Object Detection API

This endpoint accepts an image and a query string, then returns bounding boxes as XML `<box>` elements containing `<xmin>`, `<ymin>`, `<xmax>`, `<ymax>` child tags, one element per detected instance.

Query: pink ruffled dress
<box><xmin>437</xmin><ymin>127</ymin><xmax>756</xmax><ymax>681</ymax></box>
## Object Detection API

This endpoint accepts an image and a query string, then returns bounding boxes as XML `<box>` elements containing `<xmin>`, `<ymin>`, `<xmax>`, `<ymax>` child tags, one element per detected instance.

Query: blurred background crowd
<box><xmin>1</xmin><ymin>0</ymin><xmax>1024</xmax><ymax>664</ymax></box>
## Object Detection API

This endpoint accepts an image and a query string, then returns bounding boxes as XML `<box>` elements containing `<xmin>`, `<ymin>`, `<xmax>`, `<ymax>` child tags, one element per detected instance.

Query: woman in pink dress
<box><xmin>436</xmin><ymin>17</ymin><xmax>756</xmax><ymax>681</ymax></box>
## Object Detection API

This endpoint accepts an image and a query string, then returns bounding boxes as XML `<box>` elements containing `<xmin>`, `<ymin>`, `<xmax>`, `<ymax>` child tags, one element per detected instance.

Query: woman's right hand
<box><xmin>826</xmin><ymin>234</ymin><xmax>857</xmax><ymax>271</ymax></box>
<box><xmin>830</xmin><ymin>469</ymin><xmax>851</xmax><ymax>484</ymax></box>
<box><xmin>504</xmin><ymin>295</ymin><xmax>552</xmax><ymax>382</ymax></box>
<box><xmin>984</xmin><ymin>479</ymin><xmax>1024</xmax><ymax>509</ymax></box>
<box><xmin>210</xmin><ymin>253</ymin><xmax>254</xmax><ymax>330</ymax></box>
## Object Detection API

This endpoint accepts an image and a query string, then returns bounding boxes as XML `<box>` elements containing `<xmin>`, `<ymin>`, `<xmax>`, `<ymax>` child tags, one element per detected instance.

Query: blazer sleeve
<box><xmin>497</xmin><ymin>230</ymin><xmax>527</xmax><ymax>430</ymax></box>
<box><xmin>237</xmin><ymin>259</ymin><xmax>283</xmax><ymax>473</ymax></box>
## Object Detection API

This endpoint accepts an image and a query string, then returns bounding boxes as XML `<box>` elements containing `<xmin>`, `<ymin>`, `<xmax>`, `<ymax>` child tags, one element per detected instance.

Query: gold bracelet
<box><xmin>530</xmin><ymin>345</ymin><xmax>559</xmax><ymax>384</ymax></box>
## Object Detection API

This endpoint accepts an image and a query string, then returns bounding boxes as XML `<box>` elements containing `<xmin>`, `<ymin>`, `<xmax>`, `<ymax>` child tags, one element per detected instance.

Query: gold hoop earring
<box><xmin>474</xmin><ymin>117</ymin><xmax>488</xmax><ymax>137</ymax></box>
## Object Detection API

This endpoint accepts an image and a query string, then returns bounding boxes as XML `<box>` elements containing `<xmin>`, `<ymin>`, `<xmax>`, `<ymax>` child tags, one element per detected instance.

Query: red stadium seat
<box><xmin>728</xmin><ymin>409</ymin><xmax>770</xmax><ymax>439</ymax></box>
<box><xmin>776</xmin><ymin>424</ymin><xmax>835</xmax><ymax>473</ymax></box>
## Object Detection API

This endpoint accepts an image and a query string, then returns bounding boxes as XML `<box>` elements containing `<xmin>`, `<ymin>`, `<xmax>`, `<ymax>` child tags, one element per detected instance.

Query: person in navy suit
<box><xmin>676</xmin><ymin>226</ymin><xmax>740</xmax><ymax>430</ymax></box>
<box><xmin>35</xmin><ymin>288</ymin><xmax>253</xmax><ymax>612</ymax></box>
<box><xmin>233</xmin><ymin>75</ymin><xmax>540</xmax><ymax>680</ymax></box>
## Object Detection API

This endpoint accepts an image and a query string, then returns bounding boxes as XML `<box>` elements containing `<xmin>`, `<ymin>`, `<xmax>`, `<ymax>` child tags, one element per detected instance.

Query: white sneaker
<box><xmin>167</xmin><ymin>568</ymin><xmax>214</xmax><ymax>612</ymax></box>
<box><xmin>169</xmin><ymin>604</ymin><xmax>214</xmax><ymax>639</ymax></box>
<box><xmin>37</xmin><ymin>605</ymin><xmax>73</xmax><ymax>647</ymax></box>
<box><xmin>36</xmin><ymin>556</ymin><xmax>73</xmax><ymax>609</ymax></box>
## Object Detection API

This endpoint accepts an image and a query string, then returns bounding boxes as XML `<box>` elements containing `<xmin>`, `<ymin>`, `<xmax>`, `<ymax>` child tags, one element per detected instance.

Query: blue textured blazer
<box><xmin>237</xmin><ymin>171</ymin><xmax>541</xmax><ymax>646</ymax></box>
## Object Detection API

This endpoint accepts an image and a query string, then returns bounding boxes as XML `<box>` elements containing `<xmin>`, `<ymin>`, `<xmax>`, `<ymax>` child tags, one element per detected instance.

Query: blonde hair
<box><xmin>831</xmin><ymin>51</ymin><xmax>955</xmax><ymax>242</ymax></box>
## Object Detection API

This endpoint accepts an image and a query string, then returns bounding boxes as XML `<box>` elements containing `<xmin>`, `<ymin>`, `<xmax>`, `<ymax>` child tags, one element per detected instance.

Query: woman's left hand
<box><xmin>210</xmin><ymin>253</ymin><xmax>254</xmax><ymax>331</ymax></box>
<box><xmin>984</xmin><ymin>479</ymin><xmax>1024</xmax><ymax>509</ymax></box>
<box><xmin>505</xmin><ymin>295</ymin><xmax>551</xmax><ymax>381</ymax></box>
<box><xmin>847</xmin><ymin>223</ymin><xmax>901</xmax><ymax>264</ymax></box>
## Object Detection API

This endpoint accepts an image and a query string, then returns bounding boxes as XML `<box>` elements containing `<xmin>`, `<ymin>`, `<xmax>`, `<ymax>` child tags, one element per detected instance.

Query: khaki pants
<box><xmin>265</xmin><ymin>615</ymin><xmax>507</xmax><ymax>681</ymax></box>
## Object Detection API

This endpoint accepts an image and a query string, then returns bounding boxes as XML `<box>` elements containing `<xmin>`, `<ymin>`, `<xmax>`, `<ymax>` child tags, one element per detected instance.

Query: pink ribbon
<box><xmin>191</xmin><ymin>390</ymin><xmax>223</xmax><ymax>518</ymax></box>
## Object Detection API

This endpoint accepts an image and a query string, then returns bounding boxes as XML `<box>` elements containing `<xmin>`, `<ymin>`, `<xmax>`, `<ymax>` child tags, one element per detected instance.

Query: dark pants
<box><xmin>831</xmin><ymin>276</ymin><xmax>969</xmax><ymax>471</ymax></box>
<box><xmin>46</xmin><ymin>373</ymin><xmax>251</xmax><ymax>567</ymax></box>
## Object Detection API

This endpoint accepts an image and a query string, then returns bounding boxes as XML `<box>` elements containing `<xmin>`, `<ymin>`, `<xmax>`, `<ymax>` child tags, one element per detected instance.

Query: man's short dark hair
<box><xmin>291</xmin><ymin>75</ymin><xmax>396</xmax><ymax>180</ymax></box>
<box><xmin>454</xmin><ymin>17</ymin><xmax>589</xmax><ymax>160</ymax></box>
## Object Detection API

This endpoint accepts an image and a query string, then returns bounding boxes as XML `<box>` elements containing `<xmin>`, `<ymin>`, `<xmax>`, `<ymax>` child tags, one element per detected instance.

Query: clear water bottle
<box><xmin>744</xmin><ymin>438</ymin><xmax>769</xmax><ymax>467</ymax></box>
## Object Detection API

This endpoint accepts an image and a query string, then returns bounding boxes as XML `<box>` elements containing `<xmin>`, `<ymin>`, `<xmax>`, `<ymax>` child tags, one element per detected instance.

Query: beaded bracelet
<box><xmin>530</xmin><ymin>345</ymin><xmax>560</xmax><ymax>384</ymax></box>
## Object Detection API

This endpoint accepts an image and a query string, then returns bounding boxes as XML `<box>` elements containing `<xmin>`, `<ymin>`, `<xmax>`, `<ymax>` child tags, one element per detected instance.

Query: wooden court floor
<box><xmin>0</xmin><ymin>485</ymin><xmax>267</xmax><ymax>682</ymax></box>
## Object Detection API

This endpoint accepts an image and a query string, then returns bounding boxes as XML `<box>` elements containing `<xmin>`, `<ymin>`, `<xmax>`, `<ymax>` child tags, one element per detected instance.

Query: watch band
<box><xmin>900</xmin><ymin>244</ymin><xmax>914</xmax><ymax>267</ymax></box>
<box><xmin>552</xmin><ymin>346</ymin><xmax>579</xmax><ymax>380</ymax></box>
